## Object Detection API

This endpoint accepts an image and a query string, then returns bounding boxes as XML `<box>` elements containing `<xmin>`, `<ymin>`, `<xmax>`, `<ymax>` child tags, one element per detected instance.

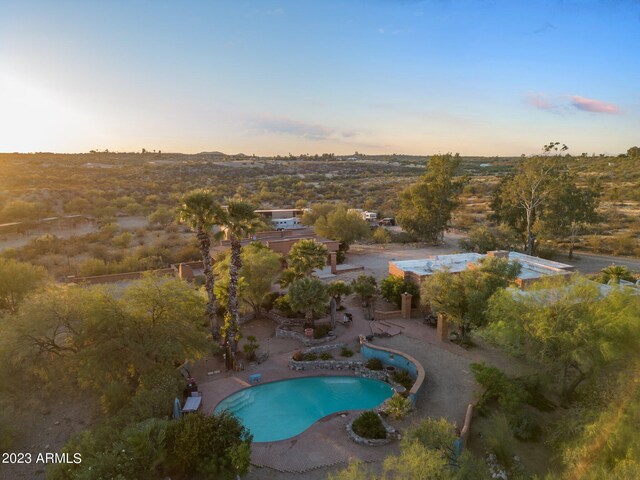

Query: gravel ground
<box><xmin>377</xmin><ymin>334</ymin><xmax>475</xmax><ymax>428</ymax></box>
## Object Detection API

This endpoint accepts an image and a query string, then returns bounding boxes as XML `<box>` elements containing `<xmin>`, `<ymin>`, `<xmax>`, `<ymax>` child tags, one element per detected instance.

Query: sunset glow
<box><xmin>1</xmin><ymin>0</ymin><xmax>639</xmax><ymax>155</ymax></box>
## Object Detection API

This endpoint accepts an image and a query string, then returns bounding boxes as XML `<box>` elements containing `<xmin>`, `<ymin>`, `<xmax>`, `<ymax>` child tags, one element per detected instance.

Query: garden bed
<box><xmin>346</xmin><ymin>411</ymin><xmax>398</xmax><ymax>446</ymax></box>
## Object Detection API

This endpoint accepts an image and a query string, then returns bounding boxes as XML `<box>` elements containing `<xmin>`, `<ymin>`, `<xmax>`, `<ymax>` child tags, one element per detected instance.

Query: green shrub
<box><xmin>319</xmin><ymin>352</ymin><xmax>333</xmax><ymax>360</ymax></box>
<box><xmin>519</xmin><ymin>374</ymin><xmax>556</xmax><ymax>412</ymax></box>
<box><xmin>352</xmin><ymin>411</ymin><xmax>387</xmax><ymax>439</ymax></box>
<box><xmin>366</xmin><ymin>358</ymin><xmax>383</xmax><ymax>370</ymax></box>
<box><xmin>242</xmin><ymin>335</ymin><xmax>259</xmax><ymax>362</ymax></box>
<box><xmin>611</xmin><ymin>233</ymin><xmax>638</xmax><ymax>256</ymax></box>
<box><xmin>314</xmin><ymin>323</ymin><xmax>332</xmax><ymax>339</ymax></box>
<box><xmin>372</xmin><ymin>228</ymin><xmax>391</xmax><ymax>244</ymax></box>
<box><xmin>406</xmin><ymin>417</ymin><xmax>456</xmax><ymax>450</ymax></box>
<box><xmin>392</xmin><ymin>369</ymin><xmax>414</xmax><ymax>390</ymax></box>
<box><xmin>380</xmin><ymin>275</ymin><xmax>420</xmax><ymax>308</ymax></box>
<box><xmin>384</xmin><ymin>394</ymin><xmax>412</xmax><ymax>420</ymax></box>
<box><xmin>510</xmin><ymin>410</ymin><xmax>541</xmax><ymax>442</ymax></box>
<box><xmin>302</xmin><ymin>352</ymin><xmax>318</xmax><ymax>361</ymax></box>
<box><xmin>470</xmin><ymin>363</ymin><xmax>528</xmax><ymax>414</ymax></box>
<box><xmin>484</xmin><ymin>413</ymin><xmax>515</xmax><ymax>468</ymax></box>
<box><xmin>389</xmin><ymin>231</ymin><xmax>418</xmax><ymax>244</ymax></box>
<box><xmin>167</xmin><ymin>412</ymin><xmax>252</xmax><ymax>478</ymax></box>
<box><xmin>273</xmin><ymin>295</ymin><xmax>297</xmax><ymax>317</ymax></box>
<box><xmin>261</xmin><ymin>291</ymin><xmax>281</xmax><ymax>312</ymax></box>
<box><xmin>340</xmin><ymin>347</ymin><xmax>354</xmax><ymax>357</ymax></box>
<box><xmin>100</xmin><ymin>382</ymin><xmax>134</xmax><ymax>414</ymax></box>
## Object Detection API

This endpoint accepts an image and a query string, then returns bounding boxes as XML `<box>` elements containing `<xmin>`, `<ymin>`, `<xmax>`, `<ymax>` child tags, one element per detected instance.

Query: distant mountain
<box><xmin>198</xmin><ymin>151</ymin><xmax>226</xmax><ymax>156</ymax></box>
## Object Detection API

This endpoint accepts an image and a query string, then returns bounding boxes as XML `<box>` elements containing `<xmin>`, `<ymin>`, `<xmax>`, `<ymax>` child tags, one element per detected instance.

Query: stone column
<box><xmin>436</xmin><ymin>312</ymin><xmax>449</xmax><ymax>342</ymax></box>
<box><xmin>330</xmin><ymin>251</ymin><xmax>337</xmax><ymax>274</ymax></box>
<box><xmin>401</xmin><ymin>292</ymin><xmax>412</xmax><ymax>319</ymax></box>
<box><xmin>460</xmin><ymin>403</ymin><xmax>474</xmax><ymax>449</ymax></box>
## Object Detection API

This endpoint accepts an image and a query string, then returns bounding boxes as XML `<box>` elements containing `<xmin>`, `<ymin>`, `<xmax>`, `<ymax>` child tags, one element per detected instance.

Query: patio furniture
<box><xmin>181</xmin><ymin>393</ymin><xmax>202</xmax><ymax>413</ymax></box>
<box><xmin>250</xmin><ymin>373</ymin><xmax>262</xmax><ymax>384</ymax></box>
<box><xmin>341</xmin><ymin>313</ymin><xmax>353</xmax><ymax>325</ymax></box>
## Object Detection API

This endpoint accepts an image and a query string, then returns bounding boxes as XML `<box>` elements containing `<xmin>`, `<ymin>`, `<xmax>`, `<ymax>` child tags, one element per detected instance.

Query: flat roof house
<box><xmin>389</xmin><ymin>250</ymin><xmax>575</xmax><ymax>288</ymax></box>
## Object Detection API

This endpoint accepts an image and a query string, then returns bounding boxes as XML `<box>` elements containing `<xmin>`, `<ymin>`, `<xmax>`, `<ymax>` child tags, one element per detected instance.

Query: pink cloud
<box><xmin>571</xmin><ymin>96</ymin><xmax>619</xmax><ymax>114</ymax></box>
<box><xmin>526</xmin><ymin>93</ymin><xmax>556</xmax><ymax>111</ymax></box>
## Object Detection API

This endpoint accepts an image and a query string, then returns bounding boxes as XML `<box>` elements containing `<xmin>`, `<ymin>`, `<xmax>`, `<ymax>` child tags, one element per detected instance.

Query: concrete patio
<box><xmin>192</xmin><ymin>297</ymin><xmax>478</xmax><ymax>475</ymax></box>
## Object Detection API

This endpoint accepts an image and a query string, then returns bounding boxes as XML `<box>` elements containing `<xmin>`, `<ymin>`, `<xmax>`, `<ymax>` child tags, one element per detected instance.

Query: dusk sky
<box><xmin>1</xmin><ymin>0</ymin><xmax>638</xmax><ymax>156</ymax></box>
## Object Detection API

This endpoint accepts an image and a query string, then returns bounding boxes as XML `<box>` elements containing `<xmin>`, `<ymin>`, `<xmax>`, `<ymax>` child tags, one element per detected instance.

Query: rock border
<box><xmin>346</xmin><ymin>412</ymin><xmax>398</xmax><ymax>446</ymax></box>
<box><xmin>359</xmin><ymin>336</ymin><xmax>426</xmax><ymax>406</ymax></box>
<box><xmin>276</xmin><ymin>326</ymin><xmax>337</xmax><ymax>345</ymax></box>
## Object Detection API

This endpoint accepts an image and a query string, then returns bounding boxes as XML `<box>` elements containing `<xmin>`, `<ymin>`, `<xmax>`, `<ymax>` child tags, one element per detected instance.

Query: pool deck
<box><xmin>193</xmin><ymin>297</ymin><xmax>482</xmax><ymax>475</ymax></box>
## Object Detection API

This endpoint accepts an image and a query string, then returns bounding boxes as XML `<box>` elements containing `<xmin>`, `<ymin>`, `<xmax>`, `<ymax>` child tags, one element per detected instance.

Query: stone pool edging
<box><xmin>290</xmin><ymin>358</ymin><xmax>362</xmax><ymax>371</ymax></box>
<box><xmin>287</xmin><ymin>342</ymin><xmax>425</xmax><ymax>400</ymax></box>
<box><xmin>303</xmin><ymin>342</ymin><xmax>347</xmax><ymax>354</ymax></box>
<box><xmin>359</xmin><ymin>336</ymin><xmax>426</xmax><ymax>406</ymax></box>
<box><xmin>346</xmin><ymin>412</ymin><xmax>398</xmax><ymax>446</ymax></box>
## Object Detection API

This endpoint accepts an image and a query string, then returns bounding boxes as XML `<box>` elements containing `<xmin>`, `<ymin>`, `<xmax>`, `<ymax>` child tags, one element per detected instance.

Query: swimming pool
<box><xmin>214</xmin><ymin>376</ymin><xmax>394</xmax><ymax>442</ymax></box>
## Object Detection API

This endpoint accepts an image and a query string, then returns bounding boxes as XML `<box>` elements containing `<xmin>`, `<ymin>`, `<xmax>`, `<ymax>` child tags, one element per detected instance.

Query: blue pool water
<box><xmin>214</xmin><ymin>376</ymin><xmax>394</xmax><ymax>442</ymax></box>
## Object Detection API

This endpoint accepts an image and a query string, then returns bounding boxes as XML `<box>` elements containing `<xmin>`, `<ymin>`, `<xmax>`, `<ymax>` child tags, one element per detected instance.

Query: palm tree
<box><xmin>280</xmin><ymin>239</ymin><xmax>328</xmax><ymax>287</ymax></box>
<box><xmin>287</xmin><ymin>277</ymin><xmax>329</xmax><ymax>327</ymax></box>
<box><xmin>221</xmin><ymin>201</ymin><xmax>263</xmax><ymax>352</ymax></box>
<box><xmin>178</xmin><ymin>190</ymin><xmax>224</xmax><ymax>339</ymax></box>
<box><xmin>600</xmin><ymin>264</ymin><xmax>633</xmax><ymax>285</ymax></box>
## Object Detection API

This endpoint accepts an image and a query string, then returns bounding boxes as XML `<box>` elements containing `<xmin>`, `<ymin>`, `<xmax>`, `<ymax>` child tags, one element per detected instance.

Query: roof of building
<box><xmin>507</xmin><ymin>279</ymin><xmax>640</xmax><ymax>303</ymax></box>
<box><xmin>390</xmin><ymin>251</ymin><xmax>574</xmax><ymax>281</ymax></box>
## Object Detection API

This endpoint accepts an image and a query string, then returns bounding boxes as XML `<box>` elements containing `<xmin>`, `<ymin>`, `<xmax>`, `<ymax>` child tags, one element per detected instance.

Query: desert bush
<box><xmin>372</xmin><ymin>227</ymin><xmax>392</xmax><ymax>244</ymax></box>
<box><xmin>452</xmin><ymin>212</ymin><xmax>476</xmax><ymax>231</ymax></box>
<box><xmin>519</xmin><ymin>374</ymin><xmax>556</xmax><ymax>412</ymax></box>
<box><xmin>78</xmin><ymin>258</ymin><xmax>110</xmax><ymax>277</ymax></box>
<box><xmin>384</xmin><ymin>394</ymin><xmax>412</xmax><ymax>420</ymax></box>
<box><xmin>261</xmin><ymin>291</ymin><xmax>281</xmax><ymax>312</ymax></box>
<box><xmin>611</xmin><ymin>233</ymin><xmax>638</xmax><ymax>256</ymax></box>
<box><xmin>459</xmin><ymin>224</ymin><xmax>520</xmax><ymax>253</ymax></box>
<box><xmin>389</xmin><ymin>230</ymin><xmax>418</xmax><ymax>244</ymax></box>
<box><xmin>510</xmin><ymin>410</ymin><xmax>541</xmax><ymax>441</ymax></box>
<box><xmin>319</xmin><ymin>352</ymin><xmax>333</xmax><ymax>360</ymax></box>
<box><xmin>100</xmin><ymin>382</ymin><xmax>134</xmax><ymax>414</ymax></box>
<box><xmin>484</xmin><ymin>412</ymin><xmax>515</xmax><ymax>468</ymax></box>
<box><xmin>380</xmin><ymin>275</ymin><xmax>420</xmax><ymax>308</ymax></box>
<box><xmin>352</xmin><ymin>411</ymin><xmax>387</xmax><ymax>439</ymax></box>
<box><xmin>166</xmin><ymin>412</ymin><xmax>252</xmax><ymax>479</ymax></box>
<box><xmin>366</xmin><ymin>358</ymin><xmax>383</xmax><ymax>370</ymax></box>
<box><xmin>292</xmin><ymin>351</ymin><xmax>303</xmax><ymax>361</ymax></box>
<box><xmin>470</xmin><ymin>363</ymin><xmax>528</xmax><ymax>414</ymax></box>
<box><xmin>313</xmin><ymin>323</ymin><xmax>332</xmax><ymax>339</ymax></box>
<box><xmin>242</xmin><ymin>336</ymin><xmax>259</xmax><ymax>362</ymax></box>
<box><xmin>340</xmin><ymin>347</ymin><xmax>354</xmax><ymax>357</ymax></box>
<box><xmin>273</xmin><ymin>295</ymin><xmax>297</xmax><ymax>318</ymax></box>
<box><xmin>112</xmin><ymin>232</ymin><xmax>133</xmax><ymax>248</ymax></box>
<box><xmin>302</xmin><ymin>352</ymin><xmax>318</xmax><ymax>361</ymax></box>
<box><xmin>392</xmin><ymin>369</ymin><xmax>414</xmax><ymax>390</ymax></box>
<box><xmin>405</xmin><ymin>417</ymin><xmax>456</xmax><ymax>450</ymax></box>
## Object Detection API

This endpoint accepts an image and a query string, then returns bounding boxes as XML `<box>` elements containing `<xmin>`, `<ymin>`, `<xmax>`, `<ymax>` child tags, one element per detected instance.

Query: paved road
<box><xmin>558</xmin><ymin>251</ymin><xmax>640</xmax><ymax>275</ymax></box>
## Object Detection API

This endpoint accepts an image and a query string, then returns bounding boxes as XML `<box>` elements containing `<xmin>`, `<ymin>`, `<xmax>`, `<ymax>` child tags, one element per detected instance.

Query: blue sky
<box><xmin>0</xmin><ymin>0</ymin><xmax>638</xmax><ymax>156</ymax></box>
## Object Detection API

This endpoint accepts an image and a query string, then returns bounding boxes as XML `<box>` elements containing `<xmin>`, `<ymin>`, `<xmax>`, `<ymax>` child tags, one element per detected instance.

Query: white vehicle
<box><xmin>362</xmin><ymin>211</ymin><xmax>377</xmax><ymax>221</ymax></box>
<box><xmin>271</xmin><ymin>217</ymin><xmax>302</xmax><ymax>230</ymax></box>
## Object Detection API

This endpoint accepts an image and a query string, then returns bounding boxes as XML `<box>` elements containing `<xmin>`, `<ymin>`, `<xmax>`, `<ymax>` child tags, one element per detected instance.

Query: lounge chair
<box><xmin>181</xmin><ymin>392</ymin><xmax>202</xmax><ymax>413</ymax></box>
